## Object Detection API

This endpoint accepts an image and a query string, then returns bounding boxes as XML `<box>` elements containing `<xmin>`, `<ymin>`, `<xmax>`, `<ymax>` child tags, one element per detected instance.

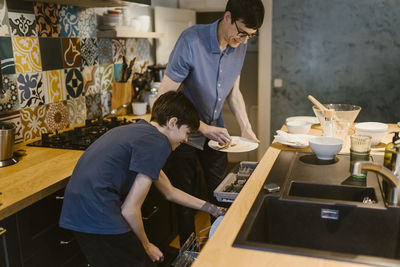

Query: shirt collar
<box><xmin>209</xmin><ymin>19</ymin><xmax>221</xmax><ymax>54</ymax></box>
<box><xmin>209</xmin><ymin>19</ymin><xmax>236</xmax><ymax>55</ymax></box>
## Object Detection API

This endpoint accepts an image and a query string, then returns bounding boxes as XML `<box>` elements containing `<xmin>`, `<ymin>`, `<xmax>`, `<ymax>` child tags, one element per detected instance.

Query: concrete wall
<box><xmin>271</xmin><ymin>0</ymin><xmax>400</xmax><ymax>139</ymax></box>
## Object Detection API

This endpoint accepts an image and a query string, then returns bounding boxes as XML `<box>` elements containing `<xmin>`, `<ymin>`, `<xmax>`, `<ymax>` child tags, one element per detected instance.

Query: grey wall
<box><xmin>271</xmin><ymin>0</ymin><xmax>400</xmax><ymax>138</ymax></box>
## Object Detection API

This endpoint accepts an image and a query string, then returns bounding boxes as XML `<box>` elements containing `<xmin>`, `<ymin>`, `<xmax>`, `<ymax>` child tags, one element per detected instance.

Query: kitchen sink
<box><xmin>288</xmin><ymin>182</ymin><xmax>377</xmax><ymax>203</ymax></box>
<box><xmin>234</xmin><ymin>151</ymin><xmax>400</xmax><ymax>266</ymax></box>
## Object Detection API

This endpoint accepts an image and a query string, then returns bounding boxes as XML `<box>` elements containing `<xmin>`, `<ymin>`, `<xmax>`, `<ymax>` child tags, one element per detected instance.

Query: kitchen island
<box><xmin>0</xmin><ymin>121</ymin><xmax>398</xmax><ymax>266</ymax></box>
<box><xmin>193</xmin><ymin>123</ymin><xmax>399</xmax><ymax>267</ymax></box>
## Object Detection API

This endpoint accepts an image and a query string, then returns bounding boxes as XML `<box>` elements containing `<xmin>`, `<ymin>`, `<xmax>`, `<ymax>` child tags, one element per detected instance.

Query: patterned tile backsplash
<box><xmin>0</xmin><ymin>0</ymin><xmax>154</xmax><ymax>144</ymax></box>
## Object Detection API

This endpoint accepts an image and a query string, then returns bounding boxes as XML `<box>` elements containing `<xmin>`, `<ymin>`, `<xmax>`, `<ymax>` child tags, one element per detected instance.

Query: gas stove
<box><xmin>27</xmin><ymin>117</ymin><xmax>135</xmax><ymax>150</ymax></box>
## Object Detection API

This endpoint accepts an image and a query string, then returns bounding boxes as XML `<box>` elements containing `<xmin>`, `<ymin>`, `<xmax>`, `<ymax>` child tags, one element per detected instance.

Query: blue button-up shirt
<box><xmin>165</xmin><ymin>19</ymin><xmax>247</xmax><ymax>127</ymax></box>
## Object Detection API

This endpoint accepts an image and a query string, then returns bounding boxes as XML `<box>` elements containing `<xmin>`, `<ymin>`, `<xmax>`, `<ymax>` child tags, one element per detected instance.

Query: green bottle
<box><xmin>384</xmin><ymin>132</ymin><xmax>399</xmax><ymax>169</ymax></box>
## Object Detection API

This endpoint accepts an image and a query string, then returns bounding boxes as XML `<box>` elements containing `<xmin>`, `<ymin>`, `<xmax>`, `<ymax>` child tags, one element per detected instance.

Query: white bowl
<box><xmin>309</xmin><ymin>136</ymin><xmax>343</xmax><ymax>160</ymax></box>
<box><xmin>132</xmin><ymin>102</ymin><xmax>147</xmax><ymax>115</ymax></box>
<box><xmin>355</xmin><ymin>122</ymin><xmax>388</xmax><ymax>146</ymax></box>
<box><xmin>286</xmin><ymin>120</ymin><xmax>311</xmax><ymax>134</ymax></box>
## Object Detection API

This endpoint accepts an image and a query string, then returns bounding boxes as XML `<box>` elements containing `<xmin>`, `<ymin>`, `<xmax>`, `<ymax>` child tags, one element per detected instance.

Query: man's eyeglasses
<box><xmin>234</xmin><ymin>21</ymin><xmax>258</xmax><ymax>39</ymax></box>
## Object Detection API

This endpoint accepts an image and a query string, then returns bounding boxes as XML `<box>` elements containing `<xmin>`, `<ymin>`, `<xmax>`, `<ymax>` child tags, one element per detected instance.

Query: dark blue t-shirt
<box><xmin>59</xmin><ymin>120</ymin><xmax>171</xmax><ymax>234</ymax></box>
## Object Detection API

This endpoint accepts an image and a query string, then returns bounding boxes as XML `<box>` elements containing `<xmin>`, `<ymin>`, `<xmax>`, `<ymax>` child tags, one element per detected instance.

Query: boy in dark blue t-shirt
<box><xmin>59</xmin><ymin>91</ymin><xmax>226</xmax><ymax>267</ymax></box>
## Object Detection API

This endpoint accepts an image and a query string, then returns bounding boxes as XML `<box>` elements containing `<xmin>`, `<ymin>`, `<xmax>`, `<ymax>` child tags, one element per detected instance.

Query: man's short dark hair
<box><xmin>226</xmin><ymin>0</ymin><xmax>265</xmax><ymax>29</ymax></box>
<box><xmin>151</xmin><ymin>91</ymin><xmax>200</xmax><ymax>132</ymax></box>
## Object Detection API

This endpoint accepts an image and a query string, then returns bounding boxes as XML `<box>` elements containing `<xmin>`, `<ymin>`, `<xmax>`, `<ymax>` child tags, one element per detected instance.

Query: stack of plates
<box><xmin>286</xmin><ymin>116</ymin><xmax>319</xmax><ymax>125</ymax></box>
<box><xmin>102</xmin><ymin>13</ymin><xmax>122</xmax><ymax>26</ymax></box>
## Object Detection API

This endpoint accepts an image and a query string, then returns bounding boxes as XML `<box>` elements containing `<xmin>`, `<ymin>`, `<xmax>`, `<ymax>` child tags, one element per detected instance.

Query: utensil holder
<box><xmin>112</xmin><ymin>82</ymin><xmax>132</xmax><ymax>115</ymax></box>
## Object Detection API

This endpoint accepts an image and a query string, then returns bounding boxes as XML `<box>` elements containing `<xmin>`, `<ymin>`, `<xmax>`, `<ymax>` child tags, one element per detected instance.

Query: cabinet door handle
<box><xmin>60</xmin><ymin>238</ymin><xmax>74</xmax><ymax>245</ymax></box>
<box><xmin>55</xmin><ymin>196</ymin><xmax>64</xmax><ymax>200</ymax></box>
<box><xmin>0</xmin><ymin>227</ymin><xmax>6</xmax><ymax>236</ymax></box>
<box><xmin>142</xmin><ymin>206</ymin><xmax>159</xmax><ymax>220</ymax></box>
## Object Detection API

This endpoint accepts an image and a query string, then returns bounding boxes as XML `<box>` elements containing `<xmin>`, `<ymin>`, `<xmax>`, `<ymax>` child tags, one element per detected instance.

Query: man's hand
<box><xmin>144</xmin><ymin>243</ymin><xmax>164</xmax><ymax>262</ymax></box>
<box><xmin>200</xmin><ymin>123</ymin><xmax>231</xmax><ymax>146</ymax></box>
<box><xmin>241</xmin><ymin>127</ymin><xmax>259</xmax><ymax>143</ymax></box>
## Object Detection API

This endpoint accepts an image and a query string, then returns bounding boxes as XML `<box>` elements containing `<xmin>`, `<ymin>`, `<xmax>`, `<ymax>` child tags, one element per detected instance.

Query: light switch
<box><xmin>273</xmin><ymin>78</ymin><xmax>283</xmax><ymax>88</ymax></box>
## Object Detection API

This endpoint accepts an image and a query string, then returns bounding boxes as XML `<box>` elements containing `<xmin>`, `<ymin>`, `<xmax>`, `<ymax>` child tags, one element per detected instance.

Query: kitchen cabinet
<box><xmin>179</xmin><ymin>0</ymin><xmax>226</xmax><ymax>12</ymax></box>
<box><xmin>0</xmin><ymin>214</ymin><xmax>22</xmax><ymax>267</ymax></box>
<box><xmin>97</xmin><ymin>26</ymin><xmax>164</xmax><ymax>38</ymax></box>
<box><xmin>0</xmin><ymin>188</ymin><xmax>86</xmax><ymax>267</ymax></box>
<box><xmin>0</xmin><ymin>183</ymin><xmax>175</xmax><ymax>267</ymax></box>
<box><xmin>25</xmin><ymin>0</ymin><xmax>150</xmax><ymax>8</ymax></box>
<box><xmin>154</xmin><ymin>6</ymin><xmax>196</xmax><ymax>64</ymax></box>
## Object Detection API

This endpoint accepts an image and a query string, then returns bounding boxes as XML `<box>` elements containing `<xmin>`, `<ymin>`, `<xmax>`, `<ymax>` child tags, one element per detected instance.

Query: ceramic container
<box><xmin>286</xmin><ymin>120</ymin><xmax>311</xmax><ymax>134</ymax></box>
<box><xmin>132</xmin><ymin>102</ymin><xmax>147</xmax><ymax>115</ymax></box>
<box><xmin>355</xmin><ymin>122</ymin><xmax>388</xmax><ymax>146</ymax></box>
<box><xmin>309</xmin><ymin>136</ymin><xmax>343</xmax><ymax>160</ymax></box>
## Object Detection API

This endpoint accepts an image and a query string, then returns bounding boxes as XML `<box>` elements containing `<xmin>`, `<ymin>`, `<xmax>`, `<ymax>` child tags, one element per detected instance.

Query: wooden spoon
<box><xmin>307</xmin><ymin>95</ymin><xmax>336</xmax><ymax>120</ymax></box>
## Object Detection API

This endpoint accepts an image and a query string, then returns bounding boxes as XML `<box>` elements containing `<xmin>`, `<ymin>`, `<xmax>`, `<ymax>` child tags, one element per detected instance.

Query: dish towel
<box><xmin>274</xmin><ymin>130</ymin><xmax>310</xmax><ymax>147</ymax></box>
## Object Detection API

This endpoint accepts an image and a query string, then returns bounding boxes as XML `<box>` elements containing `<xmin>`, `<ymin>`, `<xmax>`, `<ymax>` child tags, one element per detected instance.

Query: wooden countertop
<box><xmin>193</xmin><ymin>123</ymin><xmax>399</xmax><ymax>267</ymax></box>
<box><xmin>0</xmin><ymin>114</ymin><xmax>150</xmax><ymax>221</ymax></box>
<box><xmin>1</xmin><ymin>118</ymin><xmax>398</xmax><ymax>264</ymax></box>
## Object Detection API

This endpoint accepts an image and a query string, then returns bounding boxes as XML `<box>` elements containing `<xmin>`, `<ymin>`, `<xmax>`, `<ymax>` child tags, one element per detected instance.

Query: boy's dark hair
<box><xmin>151</xmin><ymin>91</ymin><xmax>200</xmax><ymax>132</ymax></box>
<box><xmin>226</xmin><ymin>0</ymin><xmax>265</xmax><ymax>29</ymax></box>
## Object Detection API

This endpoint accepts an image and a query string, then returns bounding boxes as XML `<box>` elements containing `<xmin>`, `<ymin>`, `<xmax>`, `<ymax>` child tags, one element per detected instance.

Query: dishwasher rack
<box><xmin>171</xmin><ymin>226</ymin><xmax>210</xmax><ymax>267</ymax></box>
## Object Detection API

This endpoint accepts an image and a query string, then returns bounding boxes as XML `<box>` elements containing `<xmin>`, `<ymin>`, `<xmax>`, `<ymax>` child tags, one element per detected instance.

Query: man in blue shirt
<box><xmin>159</xmin><ymin>0</ymin><xmax>265</xmax><ymax>245</ymax></box>
<box><xmin>59</xmin><ymin>91</ymin><xmax>226</xmax><ymax>267</ymax></box>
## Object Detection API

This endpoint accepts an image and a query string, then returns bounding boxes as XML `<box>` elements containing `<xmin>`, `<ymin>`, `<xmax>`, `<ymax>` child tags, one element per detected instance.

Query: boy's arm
<box><xmin>227</xmin><ymin>75</ymin><xmax>259</xmax><ymax>143</ymax></box>
<box><xmin>121</xmin><ymin>173</ymin><xmax>164</xmax><ymax>263</ymax></box>
<box><xmin>153</xmin><ymin>170</ymin><xmax>226</xmax><ymax>217</ymax></box>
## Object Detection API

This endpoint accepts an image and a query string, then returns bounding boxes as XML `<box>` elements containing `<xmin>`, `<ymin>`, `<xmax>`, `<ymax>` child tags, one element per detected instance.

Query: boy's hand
<box><xmin>144</xmin><ymin>243</ymin><xmax>164</xmax><ymax>262</ymax></box>
<box><xmin>201</xmin><ymin>202</ymin><xmax>227</xmax><ymax>218</ymax></box>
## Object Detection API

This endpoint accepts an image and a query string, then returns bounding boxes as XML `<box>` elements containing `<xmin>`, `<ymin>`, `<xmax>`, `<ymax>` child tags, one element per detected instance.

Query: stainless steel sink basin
<box><xmin>234</xmin><ymin>151</ymin><xmax>400</xmax><ymax>266</ymax></box>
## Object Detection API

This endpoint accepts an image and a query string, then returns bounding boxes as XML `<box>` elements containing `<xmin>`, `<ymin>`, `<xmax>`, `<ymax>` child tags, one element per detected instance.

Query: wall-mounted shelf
<box><xmin>25</xmin><ymin>0</ymin><xmax>150</xmax><ymax>8</ymax></box>
<box><xmin>97</xmin><ymin>26</ymin><xmax>164</xmax><ymax>38</ymax></box>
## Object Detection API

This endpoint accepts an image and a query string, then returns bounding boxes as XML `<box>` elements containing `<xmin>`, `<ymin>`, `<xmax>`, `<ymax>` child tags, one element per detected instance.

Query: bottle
<box><xmin>384</xmin><ymin>132</ymin><xmax>399</xmax><ymax>168</ymax></box>
<box><xmin>148</xmin><ymin>88</ymin><xmax>158</xmax><ymax>110</ymax></box>
<box><xmin>323</xmin><ymin>110</ymin><xmax>336</xmax><ymax>137</ymax></box>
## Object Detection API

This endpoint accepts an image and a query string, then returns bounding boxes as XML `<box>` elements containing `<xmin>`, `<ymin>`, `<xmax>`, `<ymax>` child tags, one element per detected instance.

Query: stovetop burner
<box><xmin>27</xmin><ymin>117</ymin><xmax>135</xmax><ymax>150</ymax></box>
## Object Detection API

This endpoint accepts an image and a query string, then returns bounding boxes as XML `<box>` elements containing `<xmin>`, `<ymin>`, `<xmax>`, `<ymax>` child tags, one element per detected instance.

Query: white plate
<box><xmin>274</xmin><ymin>134</ymin><xmax>314</xmax><ymax>148</ymax></box>
<box><xmin>209</xmin><ymin>215</ymin><xmax>224</xmax><ymax>238</ymax></box>
<box><xmin>208</xmin><ymin>136</ymin><xmax>259</xmax><ymax>153</ymax></box>
<box><xmin>397</xmin><ymin>122</ymin><xmax>400</xmax><ymax>127</ymax></box>
<box><xmin>286</xmin><ymin>116</ymin><xmax>319</xmax><ymax>125</ymax></box>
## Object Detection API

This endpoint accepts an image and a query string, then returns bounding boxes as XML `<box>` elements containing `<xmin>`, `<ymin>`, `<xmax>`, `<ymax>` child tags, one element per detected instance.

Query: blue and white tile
<box><xmin>100</xmin><ymin>90</ymin><xmax>111</xmax><ymax>115</ymax></box>
<box><xmin>16</xmin><ymin>72</ymin><xmax>46</xmax><ymax>109</ymax></box>
<box><xmin>97</xmin><ymin>38</ymin><xmax>113</xmax><ymax>65</ymax></box>
<box><xmin>63</xmin><ymin>67</ymin><xmax>84</xmax><ymax>99</ymax></box>
<box><xmin>59</xmin><ymin>5</ymin><xmax>79</xmax><ymax>37</ymax></box>
<box><xmin>126</xmin><ymin>38</ymin><xmax>153</xmax><ymax>67</ymax></box>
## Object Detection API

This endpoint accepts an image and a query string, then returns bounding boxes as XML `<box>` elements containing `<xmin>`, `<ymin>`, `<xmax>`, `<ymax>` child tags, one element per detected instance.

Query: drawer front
<box><xmin>0</xmin><ymin>214</ymin><xmax>23</xmax><ymax>267</ymax></box>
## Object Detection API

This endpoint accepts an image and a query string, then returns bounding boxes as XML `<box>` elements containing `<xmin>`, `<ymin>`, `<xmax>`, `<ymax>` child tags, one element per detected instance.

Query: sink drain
<box><xmin>299</xmin><ymin>154</ymin><xmax>339</xmax><ymax>165</ymax></box>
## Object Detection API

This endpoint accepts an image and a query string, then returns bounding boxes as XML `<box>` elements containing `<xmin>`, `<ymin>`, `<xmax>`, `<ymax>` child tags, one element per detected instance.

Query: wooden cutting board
<box><xmin>112</xmin><ymin>82</ymin><xmax>132</xmax><ymax>115</ymax></box>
